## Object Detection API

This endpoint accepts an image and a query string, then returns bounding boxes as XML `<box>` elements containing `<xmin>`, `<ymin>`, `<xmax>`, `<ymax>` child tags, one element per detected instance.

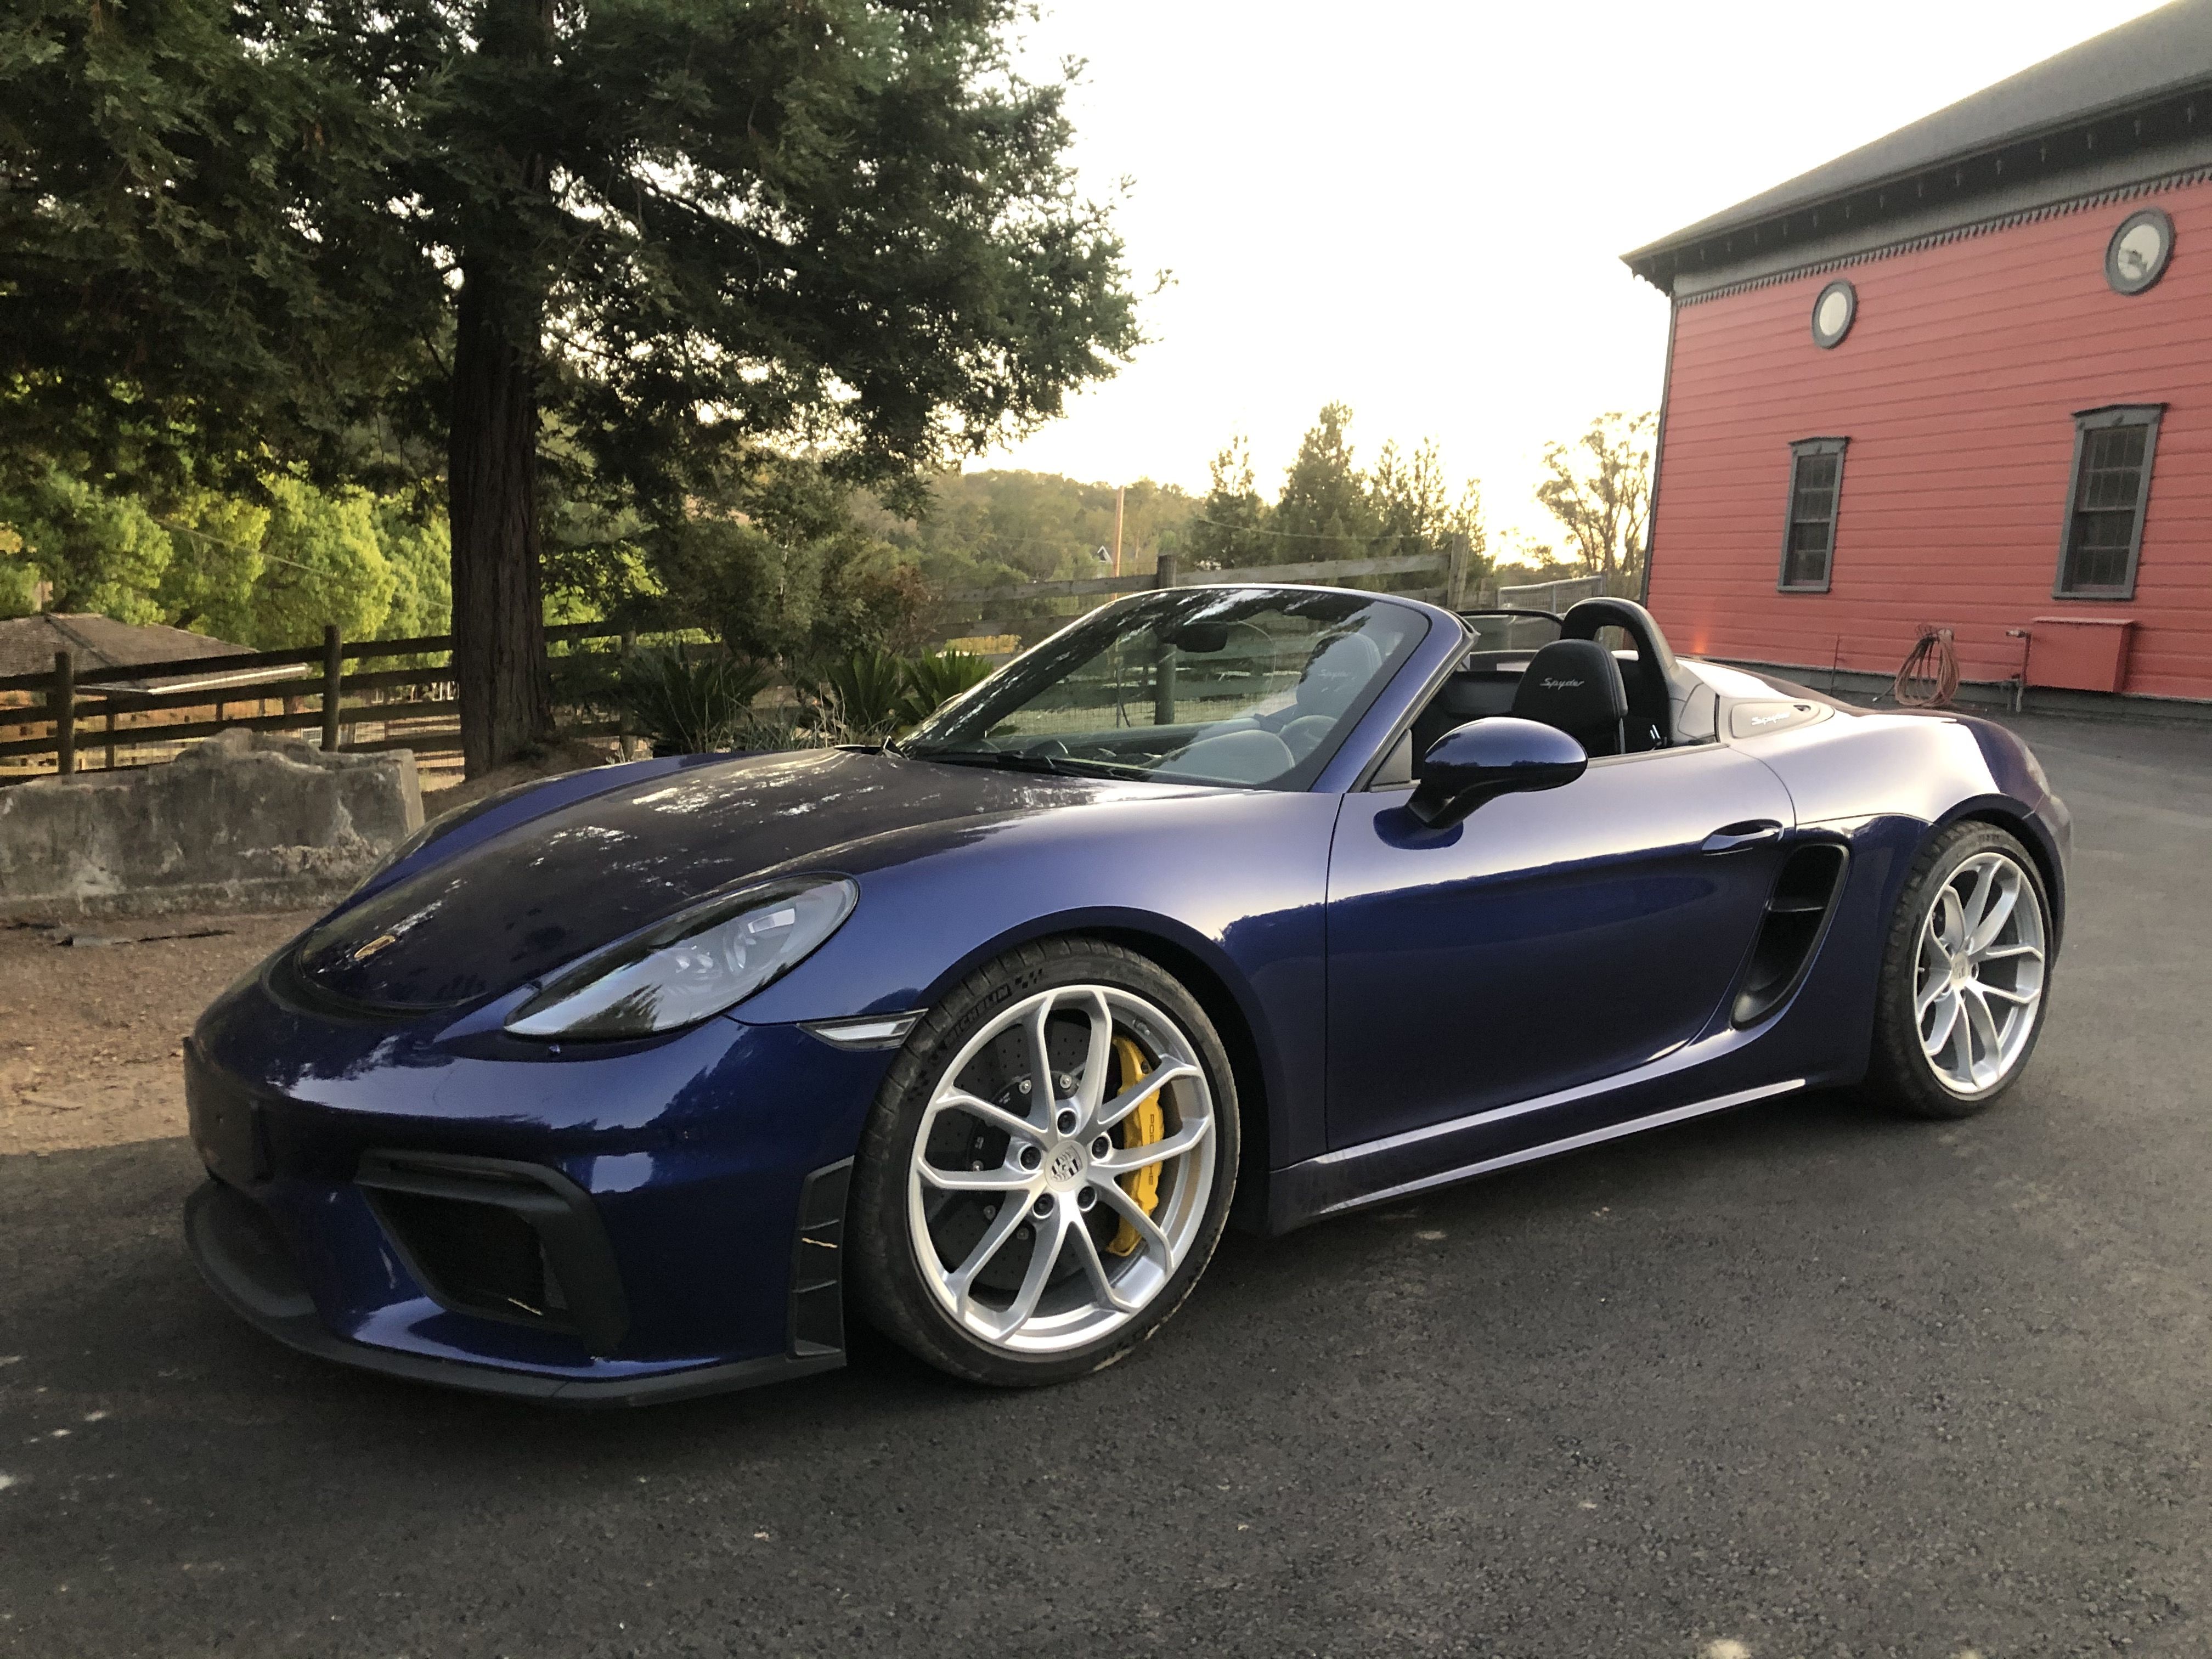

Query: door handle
<box><xmin>1701</xmin><ymin>820</ymin><xmax>1784</xmax><ymax>854</ymax></box>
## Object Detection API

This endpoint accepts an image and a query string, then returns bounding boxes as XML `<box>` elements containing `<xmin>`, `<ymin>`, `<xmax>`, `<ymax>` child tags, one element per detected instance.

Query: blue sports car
<box><xmin>184</xmin><ymin>589</ymin><xmax>2069</xmax><ymax>1402</ymax></box>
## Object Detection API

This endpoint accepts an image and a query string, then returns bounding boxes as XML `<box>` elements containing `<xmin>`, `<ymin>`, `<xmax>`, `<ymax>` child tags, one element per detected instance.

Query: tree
<box><xmin>1</xmin><ymin>470</ymin><xmax>177</xmax><ymax>623</ymax></box>
<box><xmin>1534</xmin><ymin>411</ymin><xmax>1656</xmax><ymax>597</ymax></box>
<box><xmin>1372</xmin><ymin>437</ymin><xmax>1488</xmax><ymax>596</ymax></box>
<box><xmin>3</xmin><ymin>0</ymin><xmax>1139</xmax><ymax>774</ymax></box>
<box><xmin>1186</xmin><ymin>437</ymin><xmax>1274</xmax><ymax>569</ymax></box>
<box><xmin>645</xmin><ymin>454</ymin><xmax>929</xmax><ymax>673</ymax></box>
<box><xmin>1275</xmin><ymin>403</ymin><xmax>1381</xmax><ymax>562</ymax></box>
<box><xmin>153</xmin><ymin>493</ymin><xmax>273</xmax><ymax>634</ymax></box>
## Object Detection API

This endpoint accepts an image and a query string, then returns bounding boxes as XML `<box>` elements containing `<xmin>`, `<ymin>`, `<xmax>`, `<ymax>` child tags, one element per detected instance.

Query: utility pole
<box><xmin>1113</xmin><ymin>485</ymin><xmax>1125</xmax><ymax>577</ymax></box>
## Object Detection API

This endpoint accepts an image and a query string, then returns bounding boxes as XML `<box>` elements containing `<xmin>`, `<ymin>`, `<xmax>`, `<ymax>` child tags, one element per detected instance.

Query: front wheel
<box><xmin>849</xmin><ymin>938</ymin><xmax>1239</xmax><ymax>1386</ymax></box>
<box><xmin>1866</xmin><ymin>822</ymin><xmax>2053</xmax><ymax>1119</ymax></box>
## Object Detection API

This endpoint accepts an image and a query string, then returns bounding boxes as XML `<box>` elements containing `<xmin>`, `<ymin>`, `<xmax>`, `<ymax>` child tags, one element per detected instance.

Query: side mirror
<box><xmin>1407</xmin><ymin>717</ymin><xmax>1587</xmax><ymax>828</ymax></box>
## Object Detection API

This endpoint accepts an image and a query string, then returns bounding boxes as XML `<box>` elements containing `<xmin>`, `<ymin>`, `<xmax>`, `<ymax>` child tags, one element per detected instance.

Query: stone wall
<box><xmin>0</xmin><ymin>730</ymin><xmax>422</xmax><ymax>917</ymax></box>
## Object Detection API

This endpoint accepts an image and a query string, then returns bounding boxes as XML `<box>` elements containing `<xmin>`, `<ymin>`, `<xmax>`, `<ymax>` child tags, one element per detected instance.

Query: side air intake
<box><xmin>1731</xmin><ymin>843</ymin><xmax>1849</xmax><ymax>1028</ymax></box>
<box><xmin>356</xmin><ymin>1150</ymin><xmax>630</xmax><ymax>1355</ymax></box>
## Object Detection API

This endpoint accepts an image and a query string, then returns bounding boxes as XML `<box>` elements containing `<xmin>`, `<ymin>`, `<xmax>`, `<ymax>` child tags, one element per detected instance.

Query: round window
<box><xmin>1810</xmin><ymin>279</ymin><xmax>1856</xmax><ymax>348</ymax></box>
<box><xmin>2106</xmin><ymin>207</ymin><xmax>2174</xmax><ymax>295</ymax></box>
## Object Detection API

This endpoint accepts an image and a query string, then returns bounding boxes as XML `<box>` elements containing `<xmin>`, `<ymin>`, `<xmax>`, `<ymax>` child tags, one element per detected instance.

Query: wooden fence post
<box><xmin>1446</xmin><ymin>532</ymin><xmax>1471</xmax><ymax>611</ymax></box>
<box><xmin>1154</xmin><ymin>554</ymin><xmax>1178</xmax><ymax>591</ymax></box>
<box><xmin>321</xmin><ymin>624</ymin><xmax>343</xmax><ymax>752</ymax></box>
<box><xmin>52</xmin><ymin>650</ymin><xmax>75</xmax><ymax>776</ymax></box>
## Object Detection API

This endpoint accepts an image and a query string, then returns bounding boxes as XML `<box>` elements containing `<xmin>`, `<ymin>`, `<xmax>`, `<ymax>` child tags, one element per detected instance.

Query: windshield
<box><xmin>899</xmin><ymin>588</ymin><xmax>1430</xmax><ymax>788</ymax></box>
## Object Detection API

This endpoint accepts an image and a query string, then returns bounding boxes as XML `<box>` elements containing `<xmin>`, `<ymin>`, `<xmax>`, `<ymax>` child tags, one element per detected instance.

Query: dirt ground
<box><xmin>0</xmin><ymin>910</ymin><xmax>320</xmax><ymax>1156</ymax></box>
<box><xmin>0</xmin><ymin>738</ymin><xmax>629</xmax><ymax>1159</ymax></box>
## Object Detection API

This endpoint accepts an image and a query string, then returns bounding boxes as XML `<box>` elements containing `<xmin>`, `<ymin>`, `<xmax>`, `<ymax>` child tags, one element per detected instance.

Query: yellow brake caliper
<box><xmin>1106</xmin><ymin>1035</ymin><xmax>1165</xmax><ymax>1256</ymax></box>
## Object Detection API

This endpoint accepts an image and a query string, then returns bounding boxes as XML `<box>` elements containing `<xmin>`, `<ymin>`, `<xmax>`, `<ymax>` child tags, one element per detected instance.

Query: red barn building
<box><xmin>1627</xmin><ymin>0</ymin><xmax>2212</xmax><ymax>714</ymax></box>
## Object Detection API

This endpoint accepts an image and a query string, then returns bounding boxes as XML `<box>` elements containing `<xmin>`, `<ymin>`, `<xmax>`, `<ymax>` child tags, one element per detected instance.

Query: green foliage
<box><xmin>1373</xmin><ymin>438</ymin><xmax>1488</xmax><ymax>579</ymax></box>
<box><xmin>1188</xmin><ymin>438</ymin><xmax>1275</xmax><ymax>570</ymax></box>
<box><xmin>803</xmin><ymin>645</ymin><xmax>993</xmax><ymax>743</ymax></box>
<box><xmin>859</xmin><ymin>471</ymin><xmax>1196</xmax><ymax>594</ymax></box>
<box><xmin>0</xmin><ymin>464</ymin><xmax>452</xmax><ymax>646</ymax></box>
<box><xmin>0</xmin><ymin>0</ymin><xmax>440</xmax><ymax>498</ymax></box>
<box><xmin>154</xmin><ymin>493</ymin><xmax>272</xmax><ymax>635</ymax></box>
<box><xmin>375</xmin><ymin>504</ymin><xmax>454</xmax><ymax>641</ymax></box>
<box><xmin>821</xmin><ymin>647</ymin><xmax>912</xmax><ymax>741</ymax></box>
<box><xmin>0</xmin><ymin>526</ymin><xmax>32</xmax><ymax>617</ymax></box>
<box><xmin>1276</xmin><ymin>403</ymin><xmax>1383</xmax><ymax>562</ymax></box>
<box><xmin>1</xmin><ymin>0</ymin><xmax>1141</xmax><ymax>766</ymax></box>
<box><xmin>0</xmin><ymin>469</ymin><xmax>175</xmax><ymax>623</ymax></box>
<box><xmin>223</xmin><ymin>480</ymin><xmax>396</xmax><ymax>645</ymax></box>
<box><xmin>630</xmin><ymin>453</ymin><xmax>932</xmax><ymax>675</ymax></box>
<box><xmin>606</xmin><ymin>648</ymin><xmax>775</xmax><ymax>755</ymax></box>
<box><xmin>1185</xmin><ymin>409</ymin><xmax>1488</xmax><ymax>590</ymax></box>
<box><xmin>896</xmin><ymin>650</ymin><xmax>994</xmax><ymax>726</ymax></box>
<box><xmin>3</xmin><ymin>0</ymin><xmax>1144</xmax><ymax>493</ymax></box>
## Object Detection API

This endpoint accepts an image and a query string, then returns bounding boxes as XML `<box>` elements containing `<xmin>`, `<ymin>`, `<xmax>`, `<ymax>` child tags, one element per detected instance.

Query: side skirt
<box><xmin>1266</xmin><ymin>1077</ymin><xmax>1805</xmax><ymax>1234</ymax></box>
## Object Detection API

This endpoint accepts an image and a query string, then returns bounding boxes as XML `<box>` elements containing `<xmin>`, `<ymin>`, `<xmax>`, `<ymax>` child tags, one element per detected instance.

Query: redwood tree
<box><xmin>2</xmin><ymin>0</ymin><xmax>1139</xmax><ymax>772</ymax></box>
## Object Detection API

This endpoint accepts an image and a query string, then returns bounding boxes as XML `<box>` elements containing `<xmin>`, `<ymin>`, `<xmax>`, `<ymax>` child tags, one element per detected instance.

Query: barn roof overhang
<box><xmin>1623</xmin><ymin>0</ymin><xmax>2212</xmax><ymax>298</ymax></box>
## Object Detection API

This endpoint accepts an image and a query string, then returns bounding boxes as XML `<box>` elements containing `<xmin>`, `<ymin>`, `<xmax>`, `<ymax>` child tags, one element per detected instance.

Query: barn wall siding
<box><xmin>1646</xmin><ymin>175</ymin><xmax>2212</xmax><ymax>702</ymax></box>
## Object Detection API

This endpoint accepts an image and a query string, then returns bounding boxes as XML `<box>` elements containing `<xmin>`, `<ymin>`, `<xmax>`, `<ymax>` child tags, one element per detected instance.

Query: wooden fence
<box><xmin>0</xmin><ymin>549</ymin><xmax>1477</xmax><ymax>780</ymax></box>
<box><xmin>0</xmin><ymin>622</ymin><xmax>631</xmax><ymax>782</ymax></box>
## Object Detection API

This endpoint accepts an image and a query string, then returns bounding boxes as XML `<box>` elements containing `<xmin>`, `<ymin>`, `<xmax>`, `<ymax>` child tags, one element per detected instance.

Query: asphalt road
<box><xmin>3</xmin><ymin>713</ymin><xmax>2209</xmax><ymax>1659</ymax></box>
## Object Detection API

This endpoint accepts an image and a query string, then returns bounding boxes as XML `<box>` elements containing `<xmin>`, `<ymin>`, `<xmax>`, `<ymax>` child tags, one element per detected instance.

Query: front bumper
<box><xmin>183</xmin><ymin>966</ymin><xmax>891</xmax><ymax>1406</ymax></box>
<box><xmin>186</xmin><ymin>1172</ymin><xmax>848</xmax><ymax>1406</ymax></box>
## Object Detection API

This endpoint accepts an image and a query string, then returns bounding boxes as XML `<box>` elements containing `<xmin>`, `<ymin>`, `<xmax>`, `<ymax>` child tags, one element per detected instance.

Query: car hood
<box><xmin>291</xmin><ymin>748</ymin><xmax>1164</xmax><ymax>1013</ymax></box>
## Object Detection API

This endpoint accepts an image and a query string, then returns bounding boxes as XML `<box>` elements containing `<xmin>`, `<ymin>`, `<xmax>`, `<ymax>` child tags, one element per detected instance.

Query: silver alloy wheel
<box><xmin>1913</xmin><ymin>849</ymin><xmax>2047</xmax><ymax>1097</ymax></box>
<box><xmin>905</xmin><ymin>983</ymin><xmax>1217</xmax><ymax>1355</ymax></box>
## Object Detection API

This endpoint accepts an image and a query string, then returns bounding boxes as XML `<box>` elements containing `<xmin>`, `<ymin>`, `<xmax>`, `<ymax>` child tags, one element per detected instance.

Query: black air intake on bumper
<box><xmin>356</xmin><ymin>1152</ymin><xmax>630</xmax><ymax>1355</ymax></box>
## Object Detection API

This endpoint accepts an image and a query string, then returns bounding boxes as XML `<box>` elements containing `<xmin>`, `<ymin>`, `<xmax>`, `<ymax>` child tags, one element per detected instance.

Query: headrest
<box><xmin>1510</xmin><ymin>639</ymin><xmax>1627</xmax><ymax>739</ymax></box>
<box><xmin>1294</xmin><ymin>630</ymin><xmax>1383</xmax><ymax>716</ymax></box>
<box><xmin>1560</xmin><ymin>596</ymin><xmax>1676</xmax><ymax>674</ymax></box>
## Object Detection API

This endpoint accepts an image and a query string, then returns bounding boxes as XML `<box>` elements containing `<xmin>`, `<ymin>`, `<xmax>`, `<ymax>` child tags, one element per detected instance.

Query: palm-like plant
<box><xmin>821</xmin><ymin>648</ymin><xmax>911</xmax><ymax>740</ymax></box>
<box><xmin>607</xmin><ymin>647</ymin><xmax>772</xmax><ymax>755</ymax></box>
<box><xmin>896</xmin><ymin>650</ymin><xmax>994</xmax><ymax>727</ymax></box>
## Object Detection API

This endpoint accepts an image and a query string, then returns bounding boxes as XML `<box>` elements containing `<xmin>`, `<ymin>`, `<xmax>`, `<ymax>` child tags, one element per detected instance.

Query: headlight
<box><xmin>505</xmin><ymin>875</ymin><xmax>858</xmax><ymax>1040</ymax></box>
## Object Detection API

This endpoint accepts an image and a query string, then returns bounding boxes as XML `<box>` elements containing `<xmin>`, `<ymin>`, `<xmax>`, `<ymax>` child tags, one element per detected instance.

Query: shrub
<box><xmin>820</xmin><ymin>647</ymin><xmax>910</xmax><ymax>740</ymax></box>
<box><xmin>607</xmin><ymin>646</ymin><xmax>772</xmax><ymax>754</ymax></box>
<box><xmin>896</xmin><ymin>650</ymin><xmax>994</xmax><ymax>726</ymax></box>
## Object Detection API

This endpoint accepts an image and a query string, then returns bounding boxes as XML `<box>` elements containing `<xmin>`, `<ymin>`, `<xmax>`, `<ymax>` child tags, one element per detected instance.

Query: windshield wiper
<box><xmin>903</xmin><ymin>747</ymin><xmax>1138</xmax><ymax>780</ymax></box>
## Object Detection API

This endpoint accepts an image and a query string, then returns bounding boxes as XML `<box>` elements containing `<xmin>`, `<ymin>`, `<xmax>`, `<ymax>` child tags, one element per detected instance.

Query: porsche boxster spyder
<box><xmin>184</xmin><ymin>588</ymin><xmax>2068</xmax><ymax>1401</ymax></box>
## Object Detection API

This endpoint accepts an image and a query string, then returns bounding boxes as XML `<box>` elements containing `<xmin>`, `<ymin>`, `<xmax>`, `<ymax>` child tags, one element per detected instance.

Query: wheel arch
<box><xmin>1085</xmin><ymin>926</ymin><xmax>1276</xmax><ymax>1237</ymax></box>
<box><xmin>1932</xmin><ymin>795</ymin><xmax>2067</xmax><ymax>949</ymax></box>
<box><xmin>909</xmin><ymin>907</ymin><xmax>1284</xmax><ymax>1237</ymax></box>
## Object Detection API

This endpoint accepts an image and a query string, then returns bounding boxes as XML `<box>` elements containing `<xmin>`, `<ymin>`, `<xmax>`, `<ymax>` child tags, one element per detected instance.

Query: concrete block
<box><xmin>0</xmin><ymin>730</ymin><xmax>423</xmax><ymax>917</ymax></box>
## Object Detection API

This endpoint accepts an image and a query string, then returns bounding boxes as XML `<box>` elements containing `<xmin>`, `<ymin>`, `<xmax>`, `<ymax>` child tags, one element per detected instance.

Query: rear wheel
<box><xmin>1866</xmin><ymin>822</ymin><xmax>2052</xmax><ymax>1119</ymax></box>
<box><xmin>849</xmin><ymin>938</ymin><xmax>1239</xmax><ymax>1386</ymax></box>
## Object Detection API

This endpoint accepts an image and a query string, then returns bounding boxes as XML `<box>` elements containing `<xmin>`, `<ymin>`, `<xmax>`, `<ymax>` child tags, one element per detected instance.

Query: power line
<box><xmin>1187</xmin><ymin>516</ymin><xmax>1418</xmax><ymax>545</ymax></box>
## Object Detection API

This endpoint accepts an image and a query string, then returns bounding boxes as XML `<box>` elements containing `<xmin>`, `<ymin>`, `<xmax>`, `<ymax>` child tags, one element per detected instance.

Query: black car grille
<box><xmin>368</xmin><ymin>1188</ymin><xmax>569</xmax><ymax>1320</ymax></box>
<box><xmin>356</xmin><ymin>1151</ymin><xmax>629</xmax><ymax>1355</ymax></box>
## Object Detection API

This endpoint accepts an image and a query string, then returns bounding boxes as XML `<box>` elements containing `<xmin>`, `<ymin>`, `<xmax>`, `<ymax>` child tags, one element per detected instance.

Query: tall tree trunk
<box><xmin>448</xmin><ymin>0</ymin><xmax>557</xmax><ymax>779</ymax></box>
<box><xmin>449</xmin><ymin>268</ymin><xmax>551</xmax><ymax>777</ymax></box>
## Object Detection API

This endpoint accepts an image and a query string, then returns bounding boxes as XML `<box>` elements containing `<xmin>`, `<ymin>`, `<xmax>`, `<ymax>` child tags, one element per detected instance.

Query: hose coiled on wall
<box><xmin>1893</xmin><ymin>626</ymin><xmax>1961</xmax><ymax>709</ymax></box>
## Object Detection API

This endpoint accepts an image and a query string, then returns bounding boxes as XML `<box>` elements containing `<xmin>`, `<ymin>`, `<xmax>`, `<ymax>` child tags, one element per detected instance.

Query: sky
<box><xmin>977</xmin><ymin>0</ymin><xmax>2176</xmax><ymax>554</ymax></box>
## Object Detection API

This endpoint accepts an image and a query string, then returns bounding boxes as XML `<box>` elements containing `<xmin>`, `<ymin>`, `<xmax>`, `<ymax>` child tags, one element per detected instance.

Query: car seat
<box><xmin>1508</xmin><ymin>639</ymin><xmax>1628</xmax><ymax>757</ymax></box>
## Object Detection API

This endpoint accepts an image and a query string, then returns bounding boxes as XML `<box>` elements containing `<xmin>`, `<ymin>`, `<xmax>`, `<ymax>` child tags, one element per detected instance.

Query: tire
<box><xmin>1865</xmin><ymin>821</ymin><xmax>2053</xmax><ymax>1120</ymax></box>
<box><xmin>849</xmin><ymin>937</ymin><xmax>1240</xmax><ymax>1387</ymax></box>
